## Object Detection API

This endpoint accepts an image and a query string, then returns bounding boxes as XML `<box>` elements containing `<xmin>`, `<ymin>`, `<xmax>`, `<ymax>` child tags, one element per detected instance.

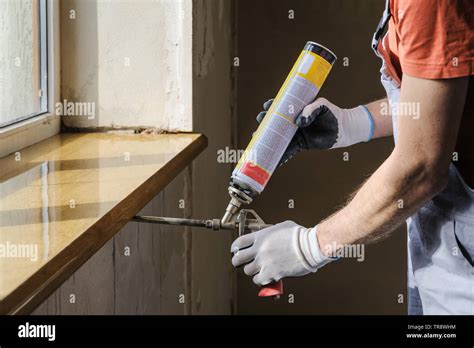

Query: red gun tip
<box><xmin>258</xmin><ymin>280</ymin><xmax>283</xmax><ymax>297</ymax></box>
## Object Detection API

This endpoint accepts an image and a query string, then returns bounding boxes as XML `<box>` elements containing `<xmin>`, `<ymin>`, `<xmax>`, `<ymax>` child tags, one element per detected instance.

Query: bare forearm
<box><xmin>317</xmin><ymin>151</ymin><xmax>446</xmax><ymax>253</ymax></box>
<box><xmin>365</xmin><ymin>98</ymin><xmax>393</xmax><ymax>139</ymax></box>
<box><xmin>318</xmin><ymin>75</ymin><xmax>468</xmax><ymax>254</ymax></box>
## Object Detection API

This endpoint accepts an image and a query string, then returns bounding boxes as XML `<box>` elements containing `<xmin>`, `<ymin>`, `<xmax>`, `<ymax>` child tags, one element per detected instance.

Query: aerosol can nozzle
<box><xmin>221</xmin><ymin>186</ymin><xmax>253</xmax><ymax>224</ymax></box>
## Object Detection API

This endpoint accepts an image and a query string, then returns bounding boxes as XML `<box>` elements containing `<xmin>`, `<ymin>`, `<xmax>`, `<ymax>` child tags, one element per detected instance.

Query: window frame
<box><xmin>0</xmin><ymin>0</ymin><xmax>60</xmax><ymax>158</ymax></box>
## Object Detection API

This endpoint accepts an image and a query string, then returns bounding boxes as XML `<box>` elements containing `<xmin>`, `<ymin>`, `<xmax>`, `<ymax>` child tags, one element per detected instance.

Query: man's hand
<box><xmin>230</xmin><ymin>221</ymin><xmax>335</xmax><ymax>286</ymax></box>
<box><xmin>257</xmin><ymin>98</ymin><xmax>376</xmax><ymax>165</ymax></box>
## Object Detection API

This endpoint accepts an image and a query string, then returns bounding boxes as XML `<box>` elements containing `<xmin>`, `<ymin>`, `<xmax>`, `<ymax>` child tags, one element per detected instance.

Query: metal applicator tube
<box><xmin>221</xmin><ymin>186</ymin><xmax>253</xmax><ymax>224</ymax></box>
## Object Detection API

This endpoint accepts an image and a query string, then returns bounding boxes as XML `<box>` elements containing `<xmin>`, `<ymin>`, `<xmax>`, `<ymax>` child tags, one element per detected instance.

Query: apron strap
<box><xmin>371</xmin><ymin>0</ymin><xmax>391</xmax><ymax>56</ymax></box>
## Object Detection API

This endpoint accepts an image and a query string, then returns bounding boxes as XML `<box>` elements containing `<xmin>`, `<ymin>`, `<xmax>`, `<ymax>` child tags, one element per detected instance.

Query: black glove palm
<box><xmin>256</xmin><ymin>99</ymin><xmax>339</xmax><ymax>166</ymax></box>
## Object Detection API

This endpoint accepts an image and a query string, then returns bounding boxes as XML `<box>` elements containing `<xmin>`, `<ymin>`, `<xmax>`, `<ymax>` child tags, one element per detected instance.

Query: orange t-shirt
<box><xmin>378</xmin><ymin>0</ymin><xmax>474</xmax><ymax>85</ymax></box>
<box><xmin>377</xmin><ymin>0</ymin><xmax>474</xmax><ymax>187</ymax></box>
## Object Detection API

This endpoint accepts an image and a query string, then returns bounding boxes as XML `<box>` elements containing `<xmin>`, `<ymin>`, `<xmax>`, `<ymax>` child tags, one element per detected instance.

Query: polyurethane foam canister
<box><xmin>232</xmin><ymin>41</ymin><xmax>337</xmax><ymax>194</ymax></box>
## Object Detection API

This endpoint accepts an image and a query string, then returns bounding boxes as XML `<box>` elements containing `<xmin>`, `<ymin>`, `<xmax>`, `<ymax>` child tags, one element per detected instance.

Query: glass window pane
<box><xmin>0</xmin><ymin>0</ymin><xmax>48</xmax><ymax>127</ymax></box>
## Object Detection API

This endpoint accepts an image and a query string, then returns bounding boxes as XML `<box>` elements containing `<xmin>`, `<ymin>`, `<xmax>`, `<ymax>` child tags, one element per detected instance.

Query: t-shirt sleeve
<box><xmin>395</xmin><ymin>0</ymin><xmax>473</xmax><ymax>79</ymax></box>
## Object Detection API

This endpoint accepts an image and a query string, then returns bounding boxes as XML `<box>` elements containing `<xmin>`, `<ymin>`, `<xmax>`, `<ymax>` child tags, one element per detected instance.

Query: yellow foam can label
<box><xmin>233</xmin><ymin>44</ymin><xmax>335</xmax><ymax>193</ymax></box>
<box><xmin>298</xmin><ymin>51</ymin><xmax>332</xmax><ymax>88</ymax></box>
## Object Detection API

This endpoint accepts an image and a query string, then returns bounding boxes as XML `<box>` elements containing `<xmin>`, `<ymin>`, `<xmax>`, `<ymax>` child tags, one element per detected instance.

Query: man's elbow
<box><xmin>395</xmin><ymin>151</ymin><xmax>450</xmax><ymax>199</ymax></box>
<box><xmin>422</xmin><ymin>159</ymin><xmax>449</xmax><ymax>197</ymax></box>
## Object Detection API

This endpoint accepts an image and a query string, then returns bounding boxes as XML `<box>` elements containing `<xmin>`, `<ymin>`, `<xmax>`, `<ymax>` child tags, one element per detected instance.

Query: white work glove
<box><xmin>230</xmin><ymin>221</ymin><xmax>336</xmax><ymax>286</ymax></box>
<box><xmin>257</xmin><ymin>98</ymin><xmax>374</xmax><ymax>165</ymax></box>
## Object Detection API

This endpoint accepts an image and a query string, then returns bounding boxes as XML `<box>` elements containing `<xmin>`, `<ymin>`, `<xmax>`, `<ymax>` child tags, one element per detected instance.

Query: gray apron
<box><xmin>373</xmin><ymin>1</ymin><xmax>474</xmax><ymax>315</ymax></box>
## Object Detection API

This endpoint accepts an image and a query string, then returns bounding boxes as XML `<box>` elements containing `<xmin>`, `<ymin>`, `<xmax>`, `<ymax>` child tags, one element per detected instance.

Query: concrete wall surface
<box><xmin>60</xmin><ymin>0</ymin><xmax>192</xmax><ymax>131</ymax></box>
<box><xmin>33</xmin><ymin>0</ymin><xmax>236</xmax><ymax>315</ymax></box>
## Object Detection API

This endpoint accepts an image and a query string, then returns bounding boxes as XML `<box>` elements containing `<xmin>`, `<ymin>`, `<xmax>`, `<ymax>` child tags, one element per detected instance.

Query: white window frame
<box><xmin>0</xmin><ymin>0</ymin><xmax>60</xmax><ymax>158</ymax></box>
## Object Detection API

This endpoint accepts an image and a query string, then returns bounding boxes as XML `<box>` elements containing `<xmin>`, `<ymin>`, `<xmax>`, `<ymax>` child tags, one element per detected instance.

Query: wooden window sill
<box><xmin>0</xmin><ymin>132</ymin><xmax>207</xmax><ymax>314</ymax></box>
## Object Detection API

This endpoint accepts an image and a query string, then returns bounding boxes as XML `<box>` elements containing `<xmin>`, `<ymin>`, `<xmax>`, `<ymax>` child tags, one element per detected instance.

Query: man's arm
<box><xmin>365</xmin><ymin>98</ymin><xmax>393</xmax><ymax>139</ymax></box>
<box><xmin>230</xmin><ymin>75</ymin><xmax>468</xmax><ymax>286</ymax></box>
<box><xmin>317</xmin><ymin>74</ymin><xmax>469</xmax><ymax>252</ymax></box>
